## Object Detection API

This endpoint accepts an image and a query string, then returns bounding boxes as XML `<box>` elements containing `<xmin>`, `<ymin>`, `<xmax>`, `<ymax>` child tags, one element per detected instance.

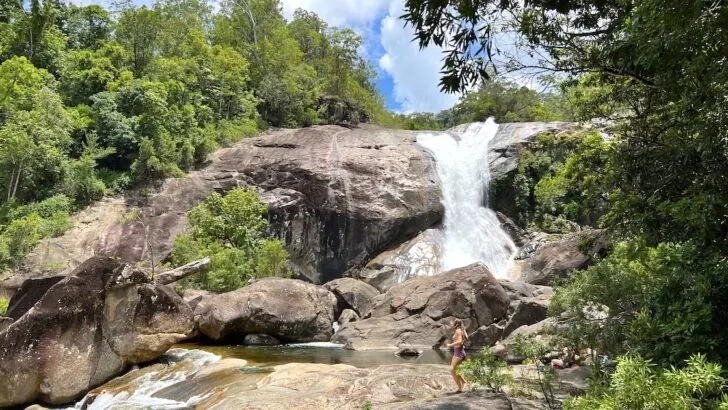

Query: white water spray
<box><xmin>69</xmin><ymin>349</ymin><xmax>220</xmax><ymax>410</ymax></box>
<box><xmin>417</xmin><ymin>119</ymin><xmax>516</xmax><ymax>278</ymax></box>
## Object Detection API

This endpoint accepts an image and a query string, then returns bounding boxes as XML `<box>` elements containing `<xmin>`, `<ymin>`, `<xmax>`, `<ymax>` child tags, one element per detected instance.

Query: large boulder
<box><xmin>324</xmin><ymin>278</ymin><xmax>380</xmax><ymax>316</ymax></box>
<box><xmin>337</xmin><ymin>309</ymin><xmax>360</xmax><ymax>326</ymax></box>
<box><xmin>520</xmin><ymin>230</ymin><xmax>607</xmax><ymax>285</ymax></box>
<box><xmin>332</xmin><ymin>263</ymin><xmax>510</xmax><ymax>350</ymax></box>
<box><xmin>502</xmin><ymin>295</ymin><xmax>551</xmax><ymax>337</ymax></box>
<box><xmin>0</xmin><ymin>257</ymin><xmax>194</xmax><ymax>407</ymax></box>
<box><xmin>468</xmin><ymin>281</ymin><xmax>553</xmax><ymax>349</ymax></box>
<box><xmin>195</xmin><ymin>278</ymin><xmax>338</xmax><ymax>342</ymax></box>
<box><xmin>19</xmin><ymin>125</ymin><xmax>442</xmax><ymax>285</ymax></box>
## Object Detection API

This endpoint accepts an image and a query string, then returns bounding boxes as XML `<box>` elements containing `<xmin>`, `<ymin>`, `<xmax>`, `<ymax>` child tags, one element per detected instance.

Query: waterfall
<box><xmin>416</xmin><ymin>119</ymin><xmax>516</xmax><ymax>278</ymax></box>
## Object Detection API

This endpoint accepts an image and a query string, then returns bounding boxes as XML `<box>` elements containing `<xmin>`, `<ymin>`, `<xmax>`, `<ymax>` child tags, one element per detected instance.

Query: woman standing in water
<box><xmin>446</xmin><ymin>319</ymin><xmax>468</xmax><ymax>392</ymax></box>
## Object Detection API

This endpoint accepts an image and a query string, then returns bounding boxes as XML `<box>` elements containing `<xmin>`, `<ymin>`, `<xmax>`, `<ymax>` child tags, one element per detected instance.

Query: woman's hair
<box><xmin>453</xmin><ymin>318</ymin><xmax>469</xmax><ymax>341</ymax></box>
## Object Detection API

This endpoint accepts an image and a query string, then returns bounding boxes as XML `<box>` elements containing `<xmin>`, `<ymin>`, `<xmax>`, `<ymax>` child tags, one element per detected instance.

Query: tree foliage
<box><xmin>565</xmin><ymin>354</ymin><xmax>728</xmax><ymax>410</ymax></box>
<box><xmin>489</xmin><ymin>130</ymin><xmax>611</xmax><ymax>232</ymax></box>
<box><xmin>376</xmin><ymin>78</ymin><xmax>569</xmax><ymax>130</ymax></box>
<box><xmin>0</xmin><ymin>296</ymin><xmax>8</xmax><ymax>315</ymax></box>
<box><xmin>457</xmin><ymin>347</ymin><xmax>512</xmax><ymax>392</ymax></box>
<box><xmin>171</xmin><ymin>188</ymin><xmax>291</xmax><ymax>292</ymax></box>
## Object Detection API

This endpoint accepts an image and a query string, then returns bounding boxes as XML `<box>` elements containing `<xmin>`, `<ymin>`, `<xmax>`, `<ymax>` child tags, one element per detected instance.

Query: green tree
<box><xmin>2</xmin><ymin>0</ymin><xmax>68</xmax><ymax>70</ymax></box>
<box><xmin>58</xmin><ymin>40</ymin><xmax>128</xmax><ymax>106</ymax></box>
<box><xmin>288</xmin><ymin>8</ymin><xmax>328</xmax><ymax>69</ymax></box>
<box><xmin>62</xmin><ymin>136</ymin><xmax>111</xmax><ymax>206</ymax></box>
<box><xmin>565</xmin><ymin>354</ymin><xmax>728</xmax><ymax>410</ymax></box>
<box><xmin>446</xmin><ymin>79</ymin><xmax>565</xmax><ymax>125</ymax></box>
<box><xmin>116</xmin><ymin>6</ymin><xmax>160</xmax><ymax>76</ymax></box>
<box><xmin>457</xmin><ymin>348</ymin><xmax>512</xmax><ymax>392</ymax></box>
<box><xmin>0</xmin><ymin>58</ymin><xmax>72</xmax><ymax>202</ymax></box>
<box><xmin>551</xmin><ymin>241</ymin><xmax>728</xmax><ymax>367</ymax></box>
<box><xmin>65</xmin><ymin>5</ymin><xmax>112</xmax><ymax>50</ymax></box>
<box><xmin>171</xmin><ymin>188</ymin><xmax>291</xmax><ymax>292</ymax></box>
<box><xmin>512</xmin><ymin>335</ymin><xmax>560</xmax><ymax>409</ymax></box>
<box><xmin>0</xmin><ymin>194</ymin><xmax>71</xmax><ymax>270</ymax></box>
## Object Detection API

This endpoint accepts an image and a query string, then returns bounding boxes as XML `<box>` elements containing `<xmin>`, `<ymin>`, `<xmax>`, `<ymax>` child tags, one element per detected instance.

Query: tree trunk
<box><xmin>155</xmin><ymin>257</ymin><xmax>211</xmax><ymax>285</ymax></box>
<box><xmin>11</xmin><ymin>161</ymin><xmax>22</xmax><ymax>200</ymax></box>
<box><xmin>7</xmin><ymin>167</ymin><xmax>15</xmax><ymax>202</ymax></box>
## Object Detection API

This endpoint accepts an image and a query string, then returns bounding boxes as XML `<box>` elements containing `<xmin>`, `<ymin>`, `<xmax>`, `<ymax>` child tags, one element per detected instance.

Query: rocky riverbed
<box><xmin>66</xmin><ymin>346</ymin><xmax>585</xmax><ymax>410</ymax></box>
<box><xmin>0</xmin><ymin>122</ymin><xmax>599</xmax><ymax>409</ymax></box>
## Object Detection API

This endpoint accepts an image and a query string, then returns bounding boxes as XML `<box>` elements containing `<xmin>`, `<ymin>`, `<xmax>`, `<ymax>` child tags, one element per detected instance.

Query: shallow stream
<box><xmin>69</xmin><ymin>344</ymin><xmax>453</xmax><ymax>409</ymax></box>
<box><xmin>179</xmin><ymin>342</ymin><xmax>452</xmax><ymax>367</ymax></box>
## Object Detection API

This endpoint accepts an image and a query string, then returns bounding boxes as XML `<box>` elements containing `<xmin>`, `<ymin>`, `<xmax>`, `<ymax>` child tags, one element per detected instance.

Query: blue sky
<box><xmin>74</xmin><ymin>0</ymin><xmax>461</xmax><ymax>113</ymax></box>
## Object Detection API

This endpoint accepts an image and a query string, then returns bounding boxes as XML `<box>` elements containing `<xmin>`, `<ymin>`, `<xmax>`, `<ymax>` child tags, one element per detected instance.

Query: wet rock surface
<box><xmin>76</xmin><ymin>350</ymin><xmax>551</xmax><ymax>410</ymax></box>
<box><xmin>243</xmin><ymin>334</ymin><xmax>280</xmax><ymax>346</ymax></box>
<box><xmin>356</xmin><ymin>228</ymin><xmax>443</xmax><ymax>291</ymax></box>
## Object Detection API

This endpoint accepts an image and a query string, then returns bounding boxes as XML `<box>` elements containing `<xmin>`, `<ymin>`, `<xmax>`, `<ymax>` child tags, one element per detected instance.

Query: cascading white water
<box><xmin>69</xmin><ymin>349</ymin><xmax>220</xmax><ymax>410</ymax></box>
<box><xmin>417</xmin><ymin>119</ymin><xmax>516</xmax><ymax>278</ymax></box>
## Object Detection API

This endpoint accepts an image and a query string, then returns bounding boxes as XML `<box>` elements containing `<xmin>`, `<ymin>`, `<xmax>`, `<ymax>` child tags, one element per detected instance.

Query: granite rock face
<box><xmin>12</xmin><ymin>122</ymin><xmax>579</xmax><ymax>291</ymax></box>
<box><xmin>332</xmin><ymin>263</ymin><xmax>510</xmax><ymax>350</ymax></box>
<box><xmin>19</xmin><ymin>125</ymin><xmax>442</xmax><ymax>285</ymax></box>
<box><xmin>520</xmin><ymin>230</ymin><xmax>607</xmax><ymax>285</ymax></box>
<box><xmin>0</xmin><ymin>257</ymin><xmax>194</xmax><ymax>407</ymax></box>
<box><xmin>324</xmin><ymin>278</ymin><xmax>380</xmax><ymax>316</ymax></box>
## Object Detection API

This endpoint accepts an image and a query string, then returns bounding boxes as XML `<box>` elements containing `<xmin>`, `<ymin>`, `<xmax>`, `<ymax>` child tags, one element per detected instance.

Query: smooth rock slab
<box><xmin>21</xmin><ymin>124</ymin><xmax>443</xmax><ymax>285</ymax></box>
<box><xmin>202</xmin><ymin>363</ymin><xmax>454</xmax><ymax>409</ymax></box>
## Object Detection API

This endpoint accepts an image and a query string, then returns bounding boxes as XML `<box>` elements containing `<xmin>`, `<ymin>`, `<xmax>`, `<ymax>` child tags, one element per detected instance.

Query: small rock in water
<box><xmin>395</xmin><ymin>347</ymin><xmax>423</xmax><ymax>357</ymax></box>
<box><xmin>243</xmin><ymin>334</ymin><xmax>280</xmax><ymax>346</ymax></box>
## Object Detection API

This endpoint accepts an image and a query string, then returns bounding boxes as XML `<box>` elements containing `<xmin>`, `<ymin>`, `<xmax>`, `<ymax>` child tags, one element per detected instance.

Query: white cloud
<box><xmin>279</xmin><ymin>0</ymin><xmax>391</xmax><ymax>27</ymax></box>
<box><xmin>378</xmin><ymin>0</ymin><xmax>459</xmax><ymax>113</ymax></box>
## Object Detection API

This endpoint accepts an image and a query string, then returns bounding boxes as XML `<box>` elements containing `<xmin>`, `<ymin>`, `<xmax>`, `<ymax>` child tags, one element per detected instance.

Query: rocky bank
<box><xmin>0</xmin><ymin>257</ymin><xmax>194</xmax><ymax>407</ymax></box>
<box><xmin>73</xmin><ymin>348</ymin><xmax>577</xmax><ymax>410</ymax></box>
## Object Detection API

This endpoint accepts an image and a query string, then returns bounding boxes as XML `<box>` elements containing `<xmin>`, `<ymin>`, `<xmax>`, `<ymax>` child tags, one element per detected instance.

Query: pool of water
<box><xmin>176</xmin><ymin>342</ymin><xmax>453</xmax><ymax>368</ymax></box>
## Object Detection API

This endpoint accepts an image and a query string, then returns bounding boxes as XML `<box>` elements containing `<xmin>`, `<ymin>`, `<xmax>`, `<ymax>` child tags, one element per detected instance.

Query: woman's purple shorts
<box><xmin>454</xmin><ymin>347</ymin><xmax>466</xmax><ymax>359</ymax></box>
